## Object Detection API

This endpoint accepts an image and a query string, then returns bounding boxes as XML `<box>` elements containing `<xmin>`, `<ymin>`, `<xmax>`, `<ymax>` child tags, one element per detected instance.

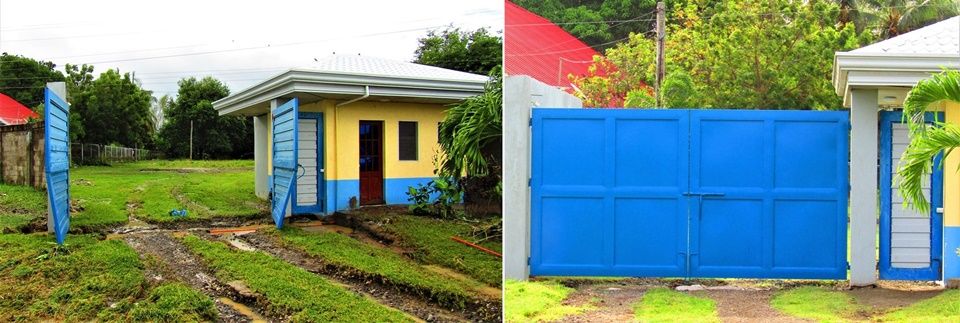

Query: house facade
<box><xmin>213</xmin><ymin>55</ymin><xmax>487</xmax><ymax>214</ymax></box>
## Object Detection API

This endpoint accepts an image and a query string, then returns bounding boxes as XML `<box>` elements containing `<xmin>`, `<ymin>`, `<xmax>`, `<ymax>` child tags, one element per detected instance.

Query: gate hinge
<box><xmin>528</xmin><ymin>178</ymin><xmax>532</xmax><ymax>187</ymax></box>
<box><xmin>529</xmin><ymin>117</ymin><xmax>533</xmax><ymax>126</ymax></box>
<box><xmin>527</xmin><ymin>256</ymin><xmax>531</xmax><ymax>265</ymax></box>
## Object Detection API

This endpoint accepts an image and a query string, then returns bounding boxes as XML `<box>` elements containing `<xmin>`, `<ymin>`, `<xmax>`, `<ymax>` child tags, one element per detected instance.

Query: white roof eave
<box><xmin>212</xmin><ymin>69</ymin><xmax>487</xmax><ymax>116</ymax></box>
<box><xmin>833</xmin><ymin>52</ymin><xmax>960</xmax><ymax>107</ymax></box>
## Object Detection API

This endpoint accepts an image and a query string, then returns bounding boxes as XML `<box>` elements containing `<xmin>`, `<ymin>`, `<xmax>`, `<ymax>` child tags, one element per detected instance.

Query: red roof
<box><xmin>505</xmin><ymin>1</ymin><xmax>602</xmax><ymax>88</ymax></box>
<box><xmin>0</xmin><ymin>93</ymin><xmax>38</xmax><ymax>125</ymax></box>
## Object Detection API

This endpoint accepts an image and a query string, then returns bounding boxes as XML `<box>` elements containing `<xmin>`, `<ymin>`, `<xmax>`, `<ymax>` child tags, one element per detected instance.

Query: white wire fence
<box><xmin>70</xmin><ymin>143</ymin><xmax>156</xmax><ymax>165</ymax></box>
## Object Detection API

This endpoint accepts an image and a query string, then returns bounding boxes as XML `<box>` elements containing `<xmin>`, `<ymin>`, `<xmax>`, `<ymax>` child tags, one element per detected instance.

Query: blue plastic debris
<box><xmin>169</xmin><ymin>209</ymin><xmax>188</xmax><ymax>217</ymax></box>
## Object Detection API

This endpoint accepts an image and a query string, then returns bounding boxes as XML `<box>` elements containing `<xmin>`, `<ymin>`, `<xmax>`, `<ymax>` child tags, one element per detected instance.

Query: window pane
<box><xmin>399</xmin><ymin>121</ymin><xmax>417</xmax><ymax>161</ymax></box>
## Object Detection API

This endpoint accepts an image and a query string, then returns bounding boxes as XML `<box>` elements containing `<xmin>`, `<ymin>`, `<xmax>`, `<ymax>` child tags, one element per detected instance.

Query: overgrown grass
<box><xmin>0</xmin><ymin>184</ymin><xmax>46</xmax><ymax>231</ymax></box>
<box><xmin>633</xmin><ymin>288</ymin><xmax>719</xmax><ymax>322</ymax></box>
<box><xmin>880</xmin><ymin>289</ymin><xmax>960</xmax><ymax>322</ymax></box>
<box><xmin>130</xmin><ymin>282</ymin><xmax>218</xmax><ymax>322</ymax></box>
<box><xmin>0</xmin><ymin>233</ymin><xmax>215</xmax><ymax>321</ymax></box>
<box><xmin>70</xmin><ymin>160</ymin><xmax>264</xmax><ymax>226</ymax></box>
<box><xmin>180</xmin><ymin>234</ymin><xmax>412</xmax><ymax>322</ymax></box>
<box><xmin>770</xmin><ymin>286</ymin><xmax>861</xmax><ymax>322</ymax></box>
<box><xmin>504</xmin><ymin>279</ymin><xmax>590</xmax><ymax>322</ymax></box>
<box><xmin>358</xmin><ymin>212</ymin><xmax>502</xmax><ymax>286</ymax></box>
<box><xmin>276</xmin><ymin>227</ymin><xmax>488</xmax><ymax>308</ymax></box>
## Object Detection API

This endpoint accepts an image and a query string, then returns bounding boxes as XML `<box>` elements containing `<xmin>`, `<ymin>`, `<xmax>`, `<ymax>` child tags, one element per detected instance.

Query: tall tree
<box><xmin>151</xmin><ymin>94</ymin><xmax>174</xmax><ymax>132</ymax></box>
<box><xmin>0</xmin><ymin>53</ymin><xmax>65</xmax><ymax>108</ymax></box>
<box><xmin>413</xmin><ymin>27</ymin><xmax>502</xmax><ymax>75</ymax></box>
<box><xmin>70</xmin><ymin>69</ymin><xmax>155</xmax><ymax>147</ymax></box>
<box><xmin>158</xmin><ymin>77</ymin><xmax>252</xmax><ymax>159</ymax></box>
<box><xmin>572</xmin><ymin>0</ymin><xmax>873</xmax><ymax>109</ymax></box>
<box><xmin>836</xmin><ymin>0</ymin><xmax>959</xmax><ymax>38</ymax></box>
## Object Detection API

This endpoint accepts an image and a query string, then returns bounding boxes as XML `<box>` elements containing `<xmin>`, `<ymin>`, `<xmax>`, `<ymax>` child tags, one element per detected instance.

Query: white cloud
<box><xmin>0</xmin><ymin>0</ymin><xmax>503</xmax><ymax>96</ymax></box>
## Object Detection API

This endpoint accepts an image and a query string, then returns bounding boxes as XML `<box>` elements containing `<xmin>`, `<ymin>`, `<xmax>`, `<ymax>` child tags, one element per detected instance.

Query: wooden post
<box><xmin>655</xmin><ymin>1</ymin><xmax>665</xmax><ymax>108</ymax></box>
<box><xmin>189</xmin><ymin>120</ymin><xmax>194</xmax><ymax>160</ymax></box>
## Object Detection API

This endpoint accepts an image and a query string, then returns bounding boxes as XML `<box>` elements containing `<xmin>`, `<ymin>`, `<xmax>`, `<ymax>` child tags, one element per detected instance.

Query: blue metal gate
<box><xmin>879</xmin><ymin>111</ymin><xmax>942</xmax><ymax>280</ymax></box>
<box><xmin>44</xmin><ymin>88</ymin><xmax>71</xmax><ymax>244</ymax></box>
<box><xmin>272</xmin><ymin>98</ymin><xmax>299</xmax><ymax>228</ymax></box>
<box><xmin>530</xmin><ymin>108</ymin><xmax>849</xmax><ymax>279</ymax></box>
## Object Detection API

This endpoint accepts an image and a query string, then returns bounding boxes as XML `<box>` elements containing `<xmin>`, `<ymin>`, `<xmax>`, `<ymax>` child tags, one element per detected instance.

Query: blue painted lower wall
<box><xmin>318</xmin><ymin>177</ymin><xmax>435</xmax><ymax>214</ymax></box>
<box><xmin>945</xmin><ymin>226</ymin><xmax>960</xmax><ymax>281</ymax></box>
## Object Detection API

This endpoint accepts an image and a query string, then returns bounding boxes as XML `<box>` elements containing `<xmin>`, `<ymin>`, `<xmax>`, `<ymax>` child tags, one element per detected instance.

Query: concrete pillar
<box><xmin>253</xmin><ymin>114</ymin><xmax>269</xmax><ymax>199</ymax></box>
<box><xmin>943</xmin><ymin>102</ymin><xmax>960</xmax><ymax>285</ymax></box>
<box><xmin>850</xmin><ymin>89</ymin><xmax>878</xmax><ymax>286</ymax></box>
<box><xmin>503</xmin><ymin>76</ymin><xmax>584</xmax><ymax>281</ymax></box>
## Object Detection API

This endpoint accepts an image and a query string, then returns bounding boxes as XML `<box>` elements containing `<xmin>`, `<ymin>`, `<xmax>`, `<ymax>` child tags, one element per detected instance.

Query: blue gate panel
<box><xmin>532</xmin><ymin>108</ymin><xmax>848</xmax><ymax>279</ymax></box>
<box><xmin>44</xmin><ymin>88</ymin><xmax>70</xmax><ymax>244</ymax></box>
<box><xmin>271</xmin><ymin>98</ymin><xmax>299</xmax><ymax>229</ymax></box>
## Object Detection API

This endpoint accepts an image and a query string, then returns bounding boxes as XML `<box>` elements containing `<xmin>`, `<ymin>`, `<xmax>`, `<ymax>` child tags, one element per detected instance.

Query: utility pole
<box><xmin>189</xmin><ymin>120</ymin><xmax>193</xmax><ymax>160</ymax></box>
<box><xmin>655</xmin><ymin>1</ymin><xmax>665</xmax><ymax>108</ymax></box>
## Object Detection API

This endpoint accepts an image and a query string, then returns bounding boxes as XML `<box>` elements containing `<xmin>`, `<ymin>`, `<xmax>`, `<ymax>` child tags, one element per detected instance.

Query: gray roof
<box><xmin>309</xmin><ymin>55</ymin><xmax>489</xmax><ymax>82</ymax></box>
<box><xmin>851</xmin><ymin>16</ymin><xmax>959</xmax><ymax>55</ymax></box>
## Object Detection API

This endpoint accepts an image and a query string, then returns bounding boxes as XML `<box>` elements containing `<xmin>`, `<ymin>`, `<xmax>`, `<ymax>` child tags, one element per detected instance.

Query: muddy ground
<box><xmin>551</xmin><ymin>278</ymin><xmax>945</xmax><ymax>323</ymax></box>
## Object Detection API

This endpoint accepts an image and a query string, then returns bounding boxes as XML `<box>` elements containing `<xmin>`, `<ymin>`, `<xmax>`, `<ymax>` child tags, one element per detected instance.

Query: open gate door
<box><xmin>271</xmin><ymin>98</ymin><xmax>299</xmax><ymax>228</ymax></box>
<box><xmin>44</xmin><ymin>88</ymin><xmax>71</xmax><ymax>244</ymax></box>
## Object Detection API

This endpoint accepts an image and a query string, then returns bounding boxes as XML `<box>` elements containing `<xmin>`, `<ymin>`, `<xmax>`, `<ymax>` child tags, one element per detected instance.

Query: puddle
<box><xmin>225</xmin><ymin>237</ymin><xmax>258</xmax><ymax>252</ymax></box>
<box><xmin>218</xmin><ymin>297</ymin><xmax>268</xmax><ymax>323</ymax></box>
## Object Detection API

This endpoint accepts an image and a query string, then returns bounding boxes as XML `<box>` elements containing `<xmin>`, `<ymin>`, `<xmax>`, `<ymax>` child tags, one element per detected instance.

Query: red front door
<box><xmin>359</xmin><ymin>121</ymin><xmax>384</xmax><ymax>205</ymax></box>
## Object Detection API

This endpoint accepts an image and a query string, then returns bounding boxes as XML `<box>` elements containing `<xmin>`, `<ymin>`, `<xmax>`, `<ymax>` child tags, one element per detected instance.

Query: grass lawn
<box><xmin>275</xmin><ymin>227</ymin><xmax>488</xmax><ymax>308</ymax></box>
<box><xmin>0</xmin><ymin>184</ymin><xmax>47</xmax><ymax>231</ymax></box>
<box><xmin>770</xmin><ymin>286</ymin><xmax>861</xmax><ymax>322</ymax></box>
<box><xmin>0</xmin><ymin>233</ymin><xmax>216</xmax><ymax>321</ymax></box>
<box><xmin>633</xmin><ymin>288</ymin><xmax>719</xmax><ymax>323</ymax></box>
<box><xmin>180</xmin><ymin>234</ymin><xmax>412</xmax><ymax>322</ymax></box>
<box><xmin>880</xmin><ymin>289</ymin><xmax>960</xmax><ymax>322</ymax></box>
<box><xmin>504</xmin><ymin>279</ymin><xmax>592</xmax><ymax>322</ymax></box>
<box><xmin>355</xmin><ymin>211</ymin><xmax>502</xmax><ymax>286</ymax></box>
<box><xmin>73</xmin><ymin>160</ymin><xmax>264</xmax><ymax>226</ymax></box>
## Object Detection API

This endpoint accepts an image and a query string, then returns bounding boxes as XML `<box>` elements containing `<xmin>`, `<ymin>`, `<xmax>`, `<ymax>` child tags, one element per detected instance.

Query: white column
<box><xmin>850</xmin><ymin>89</ymin><xmax>878</xmax><ymax>286</ymax></box>
<box><xmin>503</xmin><ymin>77</ymin><xmax>533</xmax><ymax>281</ymax></box>
<box><xmin>253</xmin><ymin>114</ymin><xmax>269</xmax><ymax>199</ymax></box>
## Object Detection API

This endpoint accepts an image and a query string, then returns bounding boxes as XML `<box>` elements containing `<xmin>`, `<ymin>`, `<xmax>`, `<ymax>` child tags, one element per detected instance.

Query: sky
<box><xmin>0</xmin><ymin>0</ymin><xmax>503</xmax><ymax>97</ymax></box>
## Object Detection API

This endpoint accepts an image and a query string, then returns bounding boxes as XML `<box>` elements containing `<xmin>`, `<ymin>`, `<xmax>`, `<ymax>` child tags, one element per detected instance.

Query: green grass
<box><xmin>633</xmin><ymin>288</ymin><xmax>719</xmax><ymax>323</ymax></box>
<box><xmin>130</xmin><ymin>282</ymin><xmax>218</xmax><ymax>322</ymax></box>
<box><xmin>504</xmin><ymin>279</ymin><xmax>591</xmax><ymax>322</ymax></box>
<box><xmin>770</xmin><ymin>286</ymin><xmax>861</xmax><ymax>322</ymax></box>
<box><xmin>0</xmin><ymin>184</ymin><xmax>46</xmax><ymax>231</ymax></box>
<box><xmin>180</xmin><ymin>234</ymin><xmax>412</xmax><ymax>322</ymax></box>
<box><xmin>0</xmin><ymin>233</ymin><xmax>215</xmax><ymax>321</ymax></box>
<box><xmin>276</xmin><ymin>227</ymin><xmax>488</xmax><ymax>308</ymax></box>
<box><xmin>69</xmin><ymin>160</ymin><xmax>264</xmax><ymax>226</ymax></box>
<box><xmin>358</xmin><ymin>212</ymin><xmax>502</xmax><ymax>286</ymax></box>
<box><xmin>880</xmin><ymin>289</ymin><xmax>960</xmax><ymax>322</ymax></box>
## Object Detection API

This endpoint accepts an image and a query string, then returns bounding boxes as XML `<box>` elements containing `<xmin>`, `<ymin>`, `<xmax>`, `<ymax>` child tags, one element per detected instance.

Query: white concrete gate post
<box><xmin>849</xmin><ymin>89</ymin><xmax>879</xmax><ymax>287</ymax></box>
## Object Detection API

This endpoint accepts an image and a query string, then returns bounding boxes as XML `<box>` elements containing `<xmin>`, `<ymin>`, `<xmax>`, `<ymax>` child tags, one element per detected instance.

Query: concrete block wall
<box><xmin>0</xmin><ymin>122</ymin><xmax>45</xmax><ymax>189</ymax></box>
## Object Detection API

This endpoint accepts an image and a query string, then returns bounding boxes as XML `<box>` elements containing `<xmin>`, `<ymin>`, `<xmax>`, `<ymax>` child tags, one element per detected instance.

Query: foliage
<box><xmin>0</xmin><ymin>53</ymin><xmax>65</xmax><ymax>108</ymax></box>
<box><xmin>633</xmin><ymin>288</ymin><xmax>719</xmax><ymax>322</ymax></box>
<box><xmin>504</xmin><ymin>279</ymin><xmax>590</xmax><ymax>322</ymax></box>
<box><xmin>276</xmin><ymin>227</ymin><xmax>487</xmax><ymax>308</ymax></box>
<box><xmin>770</xmin><ymin>286</ymin><xmax>861</xmax><ymax>322</ymax></box>
<box><xmin>414</xmin><ymin>27</ymin><xmax>503</xmax><ymax>75</ymax></box>
<box><xmin>347</xmin><ymin>209</ymin><xmax>502</xmax><ymax>286</ymax></box>
<box><xmin>151</xmin><ymin>94</ymin><xmax>174</xmax><ymax>132</ymax></box>
<box><xmin>437</xmin><ymin>67</ymin><xmax>502</xmax><ymax>178</ymax></box>
<box><xmin>897</xmin><ymin>70</ymin><xmax>960</xmax><ymax>213</ymax></box>
<box><xmin>157</xmin><ymin>77</ymin><xmax>252</xmax><ymax>159</ymax></box>
<box><xmin>840</xmin><ymin>0</ymin><xmax>959</xmax><ymax>38</ymax></box>
<box><xmin>571</xmin><ymin>0</ymin><xmax>872</xmax><ymax>109</ymax></box>
<box><xmin>881</xmin><ymin>289</ymin><xmax>960</xmax><ymax>322</ymax></box>
<box><xmin>180</xmin><ymin>234</ymin><xmax>412</xmax><ymax>322</ymax></box>
<box><xmin>406</xmin><ymin>177</ymin><xmax>463</xmax><ymax>219</ymax></box>
<box><xmin>513</xmin><ymin>0</ymin><xmax>673</xmax><ymax>52</ymax></box>
<box><xmin>68</xmin><ymin>68</ymin><xmax>156</xmax><ymax>147</ymax></box>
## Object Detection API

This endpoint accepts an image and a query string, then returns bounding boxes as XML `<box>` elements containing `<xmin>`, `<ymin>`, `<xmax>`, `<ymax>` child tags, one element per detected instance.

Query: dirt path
<box><xmin>702</xmin><ymin>289</ymin><xmax>809</xmax><ymax>323</ymax></box>
<box><xmin>559</xmin><ymin>282</ymin><xmax>648</xmax><ymax>322</ymax></box>
<box><xmin>235</xmin><ymin>231</ymin><xmax>501</xmax><ymax>323</ymax></box>
<box><xmin>123</xmin><ymin>231</ymin><xmax>273</xmax><ymax>323</ymax></box>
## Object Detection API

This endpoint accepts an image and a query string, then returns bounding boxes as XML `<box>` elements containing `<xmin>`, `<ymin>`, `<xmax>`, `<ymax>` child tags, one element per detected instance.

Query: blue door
<box><xmin>271</xmin><ymin>98</ymin><xmax>299</xmax><ymax>228</ymax></box>
<box><xmin>44</xmin><ymin>88</ymin><xmax>71</xmax><ymax>244</ymax></box>
<box><xmin>530</xmin><ymin>108</ymin><xmax>849</xmax><ymax>279</ymax></box>
<box><xmin>879</xmin><ymin>111</ymin><xmax>943</xmax><ymax>280</ymax></box>
<box><xmin>292</xmin><ymin>113</ymin><xmax>325</xmax><ymax>214</ymax></box>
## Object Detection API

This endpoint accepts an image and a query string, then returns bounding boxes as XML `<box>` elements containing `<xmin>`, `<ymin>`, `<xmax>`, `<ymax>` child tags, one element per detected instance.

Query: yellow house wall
<box><xmin>944</xmin><ymin>102</ymin><xmax>960</xmax><ymax>227</ymax></box>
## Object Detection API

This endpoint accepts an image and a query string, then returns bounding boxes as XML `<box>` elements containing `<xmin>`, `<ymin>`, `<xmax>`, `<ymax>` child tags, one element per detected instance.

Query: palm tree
<box><xmin>865</xmin><ymin>0</ymin><xmax>959</xmax><ymax>38</ymax></box>
<box><xmin>896</xmin><ymin>70</ymin><xmax>960</xmax><ymax>213</ymax></box>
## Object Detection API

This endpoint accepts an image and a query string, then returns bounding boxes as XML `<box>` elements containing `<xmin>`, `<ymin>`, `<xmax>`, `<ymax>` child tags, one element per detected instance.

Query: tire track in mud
<box><xmin>123</xmin><ymin>231</ymin><xmax>274</xmax><ymax>323</ymax></box>
<box><xmin>232</xmin><ymin>231</ymin><xmax>502</xmax><ymax>323</ymax></box>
